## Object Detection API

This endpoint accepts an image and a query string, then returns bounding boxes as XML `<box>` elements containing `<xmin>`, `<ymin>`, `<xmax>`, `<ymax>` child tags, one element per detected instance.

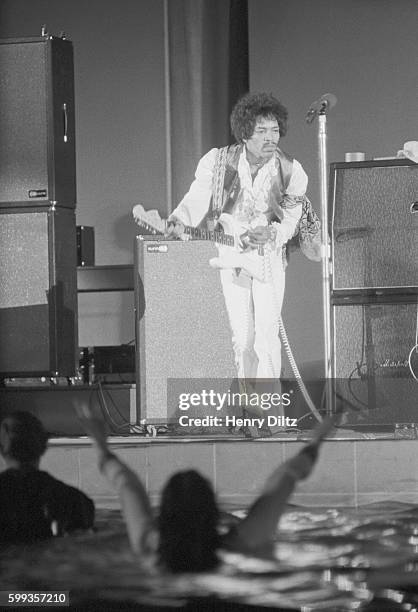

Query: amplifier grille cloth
<box><xmin>136</xmin><ymin>240</ymin><xmax>236</xmax><ymax>422</ymax></box>
<box><xmin>0</xmin><ymin>213</ymin><xmax>49</xmax><ymax>309</ymax></box>
<box><xmin>332</xmin><ymin>165</ymin><xmax>418</xmax><ymax>290</ymax></box>
<box><xmin>333</xmin><ymin>302</ymin><xmax>417</xmax><ymax>423</ymax></box>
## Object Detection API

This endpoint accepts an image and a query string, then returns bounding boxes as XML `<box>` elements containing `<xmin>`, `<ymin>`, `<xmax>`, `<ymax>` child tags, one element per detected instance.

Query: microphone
<box><xmin>306</xmin><ymin>93</ymin><xmax>337</xmax><ymax>124</ymax></box>
<box><xmin>335</xmin><ymin>226</ymin><xmax>374</xmax><ymax>242</ymax></box>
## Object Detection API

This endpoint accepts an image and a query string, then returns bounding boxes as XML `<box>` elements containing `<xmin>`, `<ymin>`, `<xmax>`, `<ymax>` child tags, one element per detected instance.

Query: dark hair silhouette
<box><xmin>158</xmin><ymin>470</ymin><xmax>220</xmax><ymax>572</ymax></box>
<box><xmin>0</xmin><ymin>411</ymin><xmax>49</xmax><ymax>464</ymax></box>
<box><xmin>230</xmin><ymin>92</ymin><xmax>288</xmax><ymax>142</ymax></box>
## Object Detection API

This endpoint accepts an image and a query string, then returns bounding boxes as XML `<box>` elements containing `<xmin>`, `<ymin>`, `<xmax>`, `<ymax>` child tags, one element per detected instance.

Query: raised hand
<box><xmin>289</xmin><ymin>416</ymin><xmax>336</xmax><ymax>480</ymax></box>
<box><xmin>73</xmin><ymin>400</ymin><xmax>109</xmax><ymax>452</ymax></box>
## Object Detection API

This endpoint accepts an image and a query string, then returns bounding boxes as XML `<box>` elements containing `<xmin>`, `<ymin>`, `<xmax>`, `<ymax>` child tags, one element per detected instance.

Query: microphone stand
<box><xmin>316</xmin><ymin>106</ymin><xmax>334</xmax><ymax>415</ymax></box>
<box><xmin>305</xmin><ymin>93</ymin><xmax>337</xmax><ymax>416</ymax></box>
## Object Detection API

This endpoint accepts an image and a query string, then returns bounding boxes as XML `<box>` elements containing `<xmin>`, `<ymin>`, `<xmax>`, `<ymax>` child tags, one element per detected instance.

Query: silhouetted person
<box><xmin>0</xmin><ymin>411</ymin><xmax>94</xmax><ymax>544</ymax></box>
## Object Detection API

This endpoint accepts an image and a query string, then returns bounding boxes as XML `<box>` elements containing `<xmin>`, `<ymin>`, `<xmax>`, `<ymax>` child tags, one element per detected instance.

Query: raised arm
<box><xmin>168</xmin><ymin>148</ymin><xmax>218</xmax><ymax>228</ymax></box>
<box><xmin>224</xmin><ymin>417</ymin><xmax>334</xmax><ymax>555</ymax></box>
<box><xmin>75</xmin><ymin>402</ymin><xmax>155</xmax><ymax>556</ymax></box>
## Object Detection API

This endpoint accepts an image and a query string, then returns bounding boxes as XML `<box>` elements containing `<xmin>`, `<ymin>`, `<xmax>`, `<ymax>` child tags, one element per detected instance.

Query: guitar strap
<box><xmin>209</xmin><ymin>146</ymin><xmax>229</xmax><ymax>229</ymax></box>
<box><xmin>277</xmin><ymin>151</ymin><xmax>293</xmax><ymax>194</ymax></box>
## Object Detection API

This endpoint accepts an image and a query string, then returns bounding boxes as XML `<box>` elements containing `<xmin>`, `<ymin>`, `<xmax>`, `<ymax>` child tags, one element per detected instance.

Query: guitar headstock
<box><xmin>132</xmin><ymin>204</ymin><xmax>166</xmax><ymax>235</ymax></box>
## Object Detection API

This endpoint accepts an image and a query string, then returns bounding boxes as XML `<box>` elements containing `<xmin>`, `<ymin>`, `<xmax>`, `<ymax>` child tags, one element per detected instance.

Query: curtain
<box><xmin>166</xmin><ymin>0</ymin><xmax>248</xmax><ymax>210</ymax></box>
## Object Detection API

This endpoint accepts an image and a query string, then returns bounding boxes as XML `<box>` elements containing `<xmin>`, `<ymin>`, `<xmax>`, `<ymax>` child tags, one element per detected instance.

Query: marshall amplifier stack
<box><xmin>0</xmin><ymin>33</ymin><xmax>78</xmax><ymax>377</ymax></box>
<box><xmin>329</xmin><ymin>159</ymin><xmax>418</xmax><ymax>429</ymax></box>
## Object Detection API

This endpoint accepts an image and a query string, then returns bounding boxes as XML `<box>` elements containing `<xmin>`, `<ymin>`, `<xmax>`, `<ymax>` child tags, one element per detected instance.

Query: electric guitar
<box><xmin>132</xmin><ymin>204</ymin><xmax>269</xmax><ymax>282</ymax></box>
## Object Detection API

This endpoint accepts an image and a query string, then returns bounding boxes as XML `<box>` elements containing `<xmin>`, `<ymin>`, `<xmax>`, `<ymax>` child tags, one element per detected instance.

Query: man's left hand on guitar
<box><xmin>165</xmin><ymin>217</ymin><xmax>186</xmax><ymax>239</ymax></box>
<box><xmin>243</xmin><ymin>225</ymin><xmax>277</xmax><ymax>248</ymax></box>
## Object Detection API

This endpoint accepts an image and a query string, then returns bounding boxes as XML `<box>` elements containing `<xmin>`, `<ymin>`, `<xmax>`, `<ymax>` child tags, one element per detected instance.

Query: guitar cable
<box><xmin>264</xmin><ymin>244</ymin><xmax>324</xmax><ymax>422</ymax></box>
<box><xmin>408</xmin><ymin>303</ymin><xmax>418</xmax><ymax>382</ymax></box>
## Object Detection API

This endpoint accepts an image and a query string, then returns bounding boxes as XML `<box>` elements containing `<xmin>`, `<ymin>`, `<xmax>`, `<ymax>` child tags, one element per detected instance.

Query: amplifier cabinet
<box><xmin>135</xmin><ymin>238</ymin><xmax>236</xmax><ymax>424</ymax></box>
<box><xmin>330</xmin><ymin>160</ymin><xmax>418</xmax><ymax>291</ymax></box>
<box><xmin>0</xmin><ymin>36</ymin><xmax>76</xmax><ymax>208</ymax></box>
<box><xmin>0</xmin><ymin>207</ymin><xmax>78</xmax><ymax>376</ymax></box>
<box><xmin>332</xmin><ymin>297</ymin><xmax>418</xmax><ymax>426</ymax></box>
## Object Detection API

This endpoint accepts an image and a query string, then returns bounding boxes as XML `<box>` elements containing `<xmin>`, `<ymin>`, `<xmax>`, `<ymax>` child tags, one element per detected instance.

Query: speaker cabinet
<box><xmin>330</xmin><ymin>160</ymin><xmax>418</xmax><ymax>291</ymax></box>
<box><xmin>332</xmin><ymin>298</ymin><xmax>418</xmax><ymax>426</ymax></box>
<box><xmin>0</xmin><ymin>36</ymin><xmax>76</xmax><ymax>208</ymax></box>
<box><xmin>135</xmin><ymin>238</ymin><xmax>236</xmax><ymax>423</ymax></box>
<box><xmin>0</xmin><ymin>208</ymin><xmax>78</xmax><ymax>376</ymax></box>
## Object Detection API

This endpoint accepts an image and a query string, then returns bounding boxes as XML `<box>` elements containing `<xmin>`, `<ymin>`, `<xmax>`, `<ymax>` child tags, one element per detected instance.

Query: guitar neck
<box><xmin>184</xmin><ymin>225</ymin><xmax>235</xmax><ymax>247</ymax></box>
<box><xmin>134</xmin><ymin>209</ymin><xmax>235</xmax><ymax>246</ymax></box>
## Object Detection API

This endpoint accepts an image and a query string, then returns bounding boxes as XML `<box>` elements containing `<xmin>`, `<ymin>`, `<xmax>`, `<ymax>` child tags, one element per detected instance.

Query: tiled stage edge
<box><xmin>25</xmin><ymin>437</ymin><xmax>418</xmax><ymax>509</ymax></box>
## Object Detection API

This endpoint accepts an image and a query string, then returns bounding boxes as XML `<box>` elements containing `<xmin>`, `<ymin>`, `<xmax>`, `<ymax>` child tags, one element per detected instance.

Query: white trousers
<box><xmin>219</xmin><ymin>250</ymin><xmax>285</xmax><ymax>380</ymax></box>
